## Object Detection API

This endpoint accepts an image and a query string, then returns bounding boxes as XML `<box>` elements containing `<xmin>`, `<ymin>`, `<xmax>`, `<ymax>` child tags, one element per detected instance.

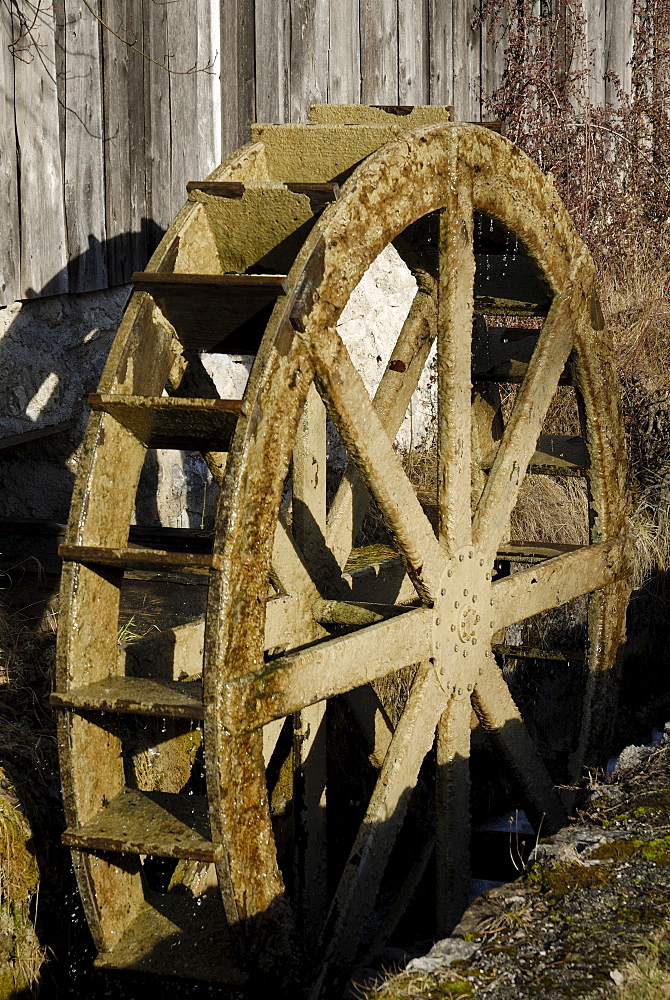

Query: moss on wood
<box><xmin>0</xmin><ymin>774</ymin><xmax>43</xmax><ymax>998</ymax></box>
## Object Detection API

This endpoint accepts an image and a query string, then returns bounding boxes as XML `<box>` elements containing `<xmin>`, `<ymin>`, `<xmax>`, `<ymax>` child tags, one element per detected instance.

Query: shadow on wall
<box><xmin>0</xmin><ymin>234</ymin><xmax>432</xmax><ymax>533</ymax></box>
<box><xmin>0</xmin><ymin>222</ymin><xmax>228</xmax><ymax>530</ymax></box>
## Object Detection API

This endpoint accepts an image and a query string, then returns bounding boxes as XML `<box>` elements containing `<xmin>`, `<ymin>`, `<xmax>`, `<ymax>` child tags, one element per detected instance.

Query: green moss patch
<box><xmin>365</xmin><ymin>976</ymin><xmax>474</xmax><ymax>999</ymax></box>
<box><xmin>529</xmin><ymin>860</ymin><xmax>612</xmax><ymax>899</ymax></box>
<box><xmin>600</xmin><ymin>791</ymin><xmax>670</xmax><ymax>828</ymax></box>
<box><xmin>592</xmin><ymin>835</ymin><xmax>670</xmax><ymax>864</ymax></box>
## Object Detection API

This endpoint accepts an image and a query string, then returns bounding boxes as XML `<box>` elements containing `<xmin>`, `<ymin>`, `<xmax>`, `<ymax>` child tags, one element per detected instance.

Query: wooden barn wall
<box><xmin>0</xmin><ymin>0</ymin><xmax>640</xmax><ymax>306</ymax></box>
<box><xmin>0</xmin><ymin>0</ymin><xmax>221</xmax><ymax>306</ymax></box>
<box><xmin>239</xmin><ymin>0</ymin><xmax>635</xmax><ymax>146</ymax></box>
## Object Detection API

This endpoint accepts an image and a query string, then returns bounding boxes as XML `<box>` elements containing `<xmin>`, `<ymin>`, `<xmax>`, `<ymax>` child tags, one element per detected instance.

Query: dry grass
<box><xmin>603</xmin><ymin>257</ymin><xmax>670</xmax><ymax>436</ymax></box>
<box><xmin>511</xmin><ymin>475</ymin><xmax>589</xmax><ymax>548</ymax></box>
<box><xmin>617</xmin><ymin>935</ymin><xmax>670</xmax><ymax>999</ymax></box>
<box><xmin>600</xmin><ymin>251</ymin><xmax>670</xmax><ymax>584</ymax></box>
<box><xmin>404</xmin><ymin>450</ymin><xmax>438</xmax><ymax>509</ymax></box>
<box><xmin>0</xmin><ymin>604</ymin><xmax>60</xmax><ymax>850</ymax></box>
<box><xmin>0</xmin><ymin>775</ymin><xmax>44</xmax><ymax>995</ymax></box>
<box><xmin>0</xmin><ymin>606</ymin><xmax>50</xmax><ymax>993</ymax></box>
<box><xmin>372</xmin><ymin>664</ymin><xmax>419</xmax><ymax>729</ymax></box>
<box><xmin>359</xmin><ymin>968</ymin><xmax>474</xmax><ymax>999</ymax></box>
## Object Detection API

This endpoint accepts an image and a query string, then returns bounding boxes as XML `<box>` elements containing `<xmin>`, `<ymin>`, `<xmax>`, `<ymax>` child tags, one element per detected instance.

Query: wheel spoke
<box><xmin>293</xmin><ymin>384</ymin><xmax>327</xmax><ymax>554</ymax></box>
<box><xmin>568</xmin><ymin>579</ymin><xmax>630</xmax><ymax>782</ymax></box>
<box><xmin>437</xmin><ymin>174</ymin><xmax>475</xmax><ymax>552</ymax></box>
<box><xmin>290</xmin><ymin>384</ymin><xmax>329</xmax><ymax>940</ymax></box>
<box><xmin>471</xmin><ymin>381</ymin><xmax>505</xmax><ymax>509</ymax></box>
<box><xmin>325</xmin><ymin>287</ymin><xmax>437</xmax><ymax>572</ymax></box>
<box><xmin>472</xmin><ymin>291</ymin><xmax>575</xmax><ymax>560</ymax></box>
<box><xmin>272</xmin><ymin>516</ymin><xmax>322</xmax><ymax>602</ymax></box>
<box><xmin>293</xmin><ymin>699</ymin><xmax>328</xmax><ymax>946</ymax></box>
<box><xmin>491</xmin><ymin>536</ymin><xmax>627</xmax><ymax>632</ymax></box>
<box><xmin>292</xmin><ymin>384</ymin><xmax>346</xmax><ymax>592</ymax></box>
<box><xmin>472</xmin><ymin>657</ymin><xmax>566</xmax><ymax>832</ymax></box>
<box><xmin>310</xmin><ymin>664</ymin><xmax>446</xmax><ymax>999</ymax></box>
<box><xmin>358</xmin><ymin>833</ymin><xmax>435</xmax><ymax>968</ymax></box>
<box><xmin>436</xmin><ymin>692</ymin><xmax>471</xmax><ymax>935</ymax></box>
<box><xmin>310</xmin><ymin>322</ymin><xmax>444</xmax><ymax>602</ymax></box>
<box><xmin>224</xmin><ymin>606</ymin><xmax>432</xmax><ymax>732</ymax></box>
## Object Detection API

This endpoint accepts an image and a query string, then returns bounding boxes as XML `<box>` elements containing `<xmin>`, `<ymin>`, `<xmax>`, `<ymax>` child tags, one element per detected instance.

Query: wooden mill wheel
<box><xmin>53</xmin><ymin>106</ymin><xmax>631</xmax><ymax>997</ymax></box>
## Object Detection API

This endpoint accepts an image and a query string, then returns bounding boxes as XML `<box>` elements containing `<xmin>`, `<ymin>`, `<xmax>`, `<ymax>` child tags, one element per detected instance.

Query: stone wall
<box><xmin>0</xmin><ymin>287</ymin><xmax>127</xmax><ymax>520</ymax></box>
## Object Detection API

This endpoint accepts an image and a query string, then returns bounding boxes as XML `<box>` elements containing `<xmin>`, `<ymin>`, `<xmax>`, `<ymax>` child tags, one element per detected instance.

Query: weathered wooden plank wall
<box><xmin>0</xmin><ymin>0</ymin><xmax>221</xmax><ymax>306</ymax></box>
<box><xmin>13</xmin><ymin>2</ymin><xmax>68</xmax><ymax>299</ymax></box>
<box><xmin>244</xmin><ymin>0</ymin><xmax>643</xmax><ymax>136</ymax></box>
<box><xmin>220</xmin><ymin>0</ymin><xmax>256</xmax><ymax>159</ymax></box>
<box><xmin>605</xmin><ymin>0</ymin><xmax>634</xmax><ymax>104</ymax></box>
<box><xmin>399</xmin><ymin>0</ymin><xmax>430</xmax><ymax>103</ymax></box>
<box><xmin>0</xmin><ymin>0</ymin><xmax>651</xmax><ymax>306</ymax></box>
<box><xmin>482</xmin><ymin>6</ymin><xmax>508</xmax><ymax>106</ymax></box>
<box><xmin>0</xmin><ymin>3</ymin><xmax>20</xmax><ymax>304</ymax></box>
<box><xmin>361</xmin><ymin>1</ymin><xmax>399</xmax><ymax>104</ymax></box>
<box><xmin>101</xmin><ymin>0</ymin><xmax>144</xmax><ymax>286</ymax></box>
<box><xmin>254</xmin><ymin>0</ymin><xmax>291</xmax><ymax>123</ymax></box>
<box><xmin>63</xmin><ymin>0</ymin><xmax>107</xmax><ymax>292</ymax></box>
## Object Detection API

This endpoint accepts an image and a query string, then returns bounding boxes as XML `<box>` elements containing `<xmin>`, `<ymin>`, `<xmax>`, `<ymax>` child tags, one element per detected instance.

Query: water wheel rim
<box><xmin>203</xmin><ymin>124</ymin><xmax>631</xmax><ymax>988</ymax></box>
<box><xmin>54</xmin><ymin>120</ymin><xmax>631</xmax><ymax>995</ymax></box>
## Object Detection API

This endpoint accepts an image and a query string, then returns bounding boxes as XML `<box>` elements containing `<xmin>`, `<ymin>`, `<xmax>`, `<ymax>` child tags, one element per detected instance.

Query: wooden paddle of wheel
<box><xmin>52</xmin><ymin>106</ymin><xmax>632</xmax><ymax>997</ymax></box>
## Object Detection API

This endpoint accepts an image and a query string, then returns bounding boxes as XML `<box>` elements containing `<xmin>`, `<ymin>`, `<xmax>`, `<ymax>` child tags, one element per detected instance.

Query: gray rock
<box><xmin>551</xmin><ymin>823</ymin><xmax>600</xmax><ymax>843</ymax></box>
<box><xmin>613</xmin><ymin>743</ymin><xmax>647</xmax><ymax>774</ymax></box>
<box><xmin>452</xmin><ymin>900</ymin><xmax>502</xmax><ymax>937</ymax></box>
<box><xmin>530</xmin><ymin>822</ymin><xmax>631</xmax><ymax>864</ymax></box>
<box><xmin>406</xmin><ymin>936</ymin><xmax>478</xmax><ymax>973</ymax></box>
<box><xmin>585</xmin><ymin>784</ymin><xmax>625</xmax><ymax>806</ymax></box>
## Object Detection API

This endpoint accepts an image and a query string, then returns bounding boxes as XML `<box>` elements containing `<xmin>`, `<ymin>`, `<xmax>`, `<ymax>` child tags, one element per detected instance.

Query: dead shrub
<box><xmin>480</xmin><ymin>0</ymin><xmax>670</xmax><ymax>581</ymax></box>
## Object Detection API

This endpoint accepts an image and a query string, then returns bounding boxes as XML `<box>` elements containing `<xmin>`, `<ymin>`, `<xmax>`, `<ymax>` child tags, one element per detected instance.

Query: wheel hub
<box><xmin>458</xmin><ymin>605</ymin><xmax>481</xmax><ymax>643</ymax></box>
<box><xmin>431</xmin><ymin>545</ymin><xmax>495</xmax><ymax>694</ymax></box>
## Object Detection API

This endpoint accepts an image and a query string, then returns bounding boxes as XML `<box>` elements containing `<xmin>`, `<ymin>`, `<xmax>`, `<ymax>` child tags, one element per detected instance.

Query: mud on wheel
<box><xmin>52</xmin><ymin>106</ymin><xmax>631</xmax><ymax>997</ymax></box>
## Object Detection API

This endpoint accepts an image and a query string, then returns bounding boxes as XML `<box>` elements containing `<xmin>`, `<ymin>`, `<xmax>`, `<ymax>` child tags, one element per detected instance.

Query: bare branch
<box><xmin>7</xmin><ymin>0</ymin><xmax>215</xmax><ymax>75</ymax></box>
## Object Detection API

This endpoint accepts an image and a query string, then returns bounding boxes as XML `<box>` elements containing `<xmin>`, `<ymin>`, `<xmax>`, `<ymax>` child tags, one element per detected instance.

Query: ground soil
<box><xmin>359</xmin><ymin>741</ymin><xmax>670</xmax><ymax>1000</ymax></box>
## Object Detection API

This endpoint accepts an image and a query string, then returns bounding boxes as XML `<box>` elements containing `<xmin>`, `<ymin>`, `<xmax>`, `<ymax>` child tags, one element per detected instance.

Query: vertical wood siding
<box><xmin>429</xmin><ymin>0</ymin><xmax>454</xmax><ymax>104</ymax></box>
<box><xmin>0</xmin><ymin>0</ymin><xmax>221</xmax><ymax>305</ymax></box>
<box><xmin>329</xmin><ymin>0</ymin><xmax>361</xmax><ymax>103</ymax></box>
<box><xmin>452</xmin><ymin>0</ymin><xmax>482</xmax><ymax>120</ymax></box>
<box><xmin>399</xmin><ymin>0</ymin><xmax>430</xmax><ymax>104</ymax></box>
<box><xmin>0</xmin><ymin>0</ymin><xmax>654</xmax><ymax>305</ymax></box>
<box><xmin>102</xmin><ymin>0</ymin><xmax>143</xmax><ymax>285</ymax></box>
<box><xmin>605</xmin><ymin>0</ymin><xmax>634</xmax><ymax>103</ymax></box>
<box><xmin>360</xmin><ymin>0</ymin><xmax>399</xmax><ymax>104</ymax></box>
<box><xmin>13</xmin><ymin>1</ymin><xmax>68</xmax><ymax>298</ymax></box>
<box><xmin>482</xmin><ymin>7</ymin><xmax>508</xmax><ymax>108</ymax></box>
<box><xmin>289</xmin><ymin>0</ymin><xmax>330</xmax><ymax>121</ymax></box>
<box><xmin>220</xmin><ymin>0</ymin><xmax>255</xmax><ymax>155</ymax></box>
<box><xmin>255</xmin><ymin>0</ymin><xmax>291</xmax><ymax>123</ymax></box>
<box><xmin>0</xmin><ymin>3</ymin><xmax>19</xmax><ymax>304</ymax></box>
<box><xmin>64</xmin><ymin>0</ymin><xmax>107</xmax><ymax>293</ymax></box>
